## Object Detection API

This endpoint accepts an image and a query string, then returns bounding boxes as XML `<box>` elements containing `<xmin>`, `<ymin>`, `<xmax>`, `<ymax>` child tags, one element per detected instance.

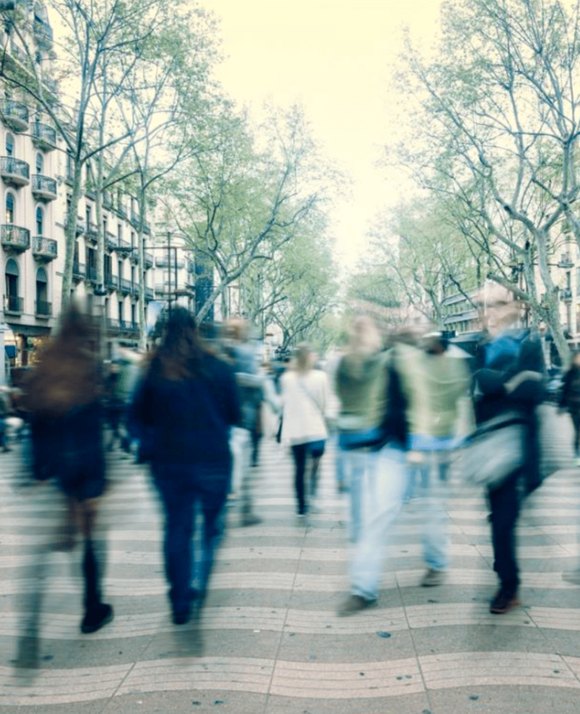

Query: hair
<box><xmin>25</xmin><ymin>304</ymin><xmax>101</xmax><ymax>415</ymax></box>
<box><xmin>153</xmin><ymin>307</ymin><xmax>205</xmax><ymax>380</ymax></box>
<box><xmin>294</xmin><ymin>343</ymin><xmax>313</xmax><ymax>374</ymax></box>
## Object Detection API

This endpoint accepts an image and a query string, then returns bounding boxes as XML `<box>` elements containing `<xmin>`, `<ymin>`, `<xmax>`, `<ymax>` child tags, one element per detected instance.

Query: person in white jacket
<box><xmin>281</xmin><ymin>344</ymin><xmax>330</xmax><ymax>516</ymax></box>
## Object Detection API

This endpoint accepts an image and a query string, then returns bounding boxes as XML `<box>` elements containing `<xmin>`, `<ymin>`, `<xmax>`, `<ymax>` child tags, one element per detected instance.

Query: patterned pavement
<box><xmin>2</xmin><ymin>418</ymin><xmax>580</xmax><ymax>713</ymax></box>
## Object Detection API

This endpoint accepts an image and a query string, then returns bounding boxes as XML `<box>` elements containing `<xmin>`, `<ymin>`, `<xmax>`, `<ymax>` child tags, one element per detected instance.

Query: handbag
<box><xmin>458</xmin><ymin>412</ymin><xmax>525</xmax><ymax>489</ymax></box>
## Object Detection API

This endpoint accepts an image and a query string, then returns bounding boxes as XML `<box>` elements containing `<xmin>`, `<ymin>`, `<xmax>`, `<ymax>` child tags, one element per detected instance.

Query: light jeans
<box><xmin>350</xmin><ymin>445</ymin><xmax>407</xmax><ymax>601</ymax></box>
<box><xmin>413</xmin><ymin>453</ymin><xmax>450</xmax><ymax>572</ymax></box>
<box><xmin>340</xmin><ymin>449</ymin><xmax>374</xmax><ymax>543</ymax></box>
<box><xmin>230</xmin><ymin>427</ymin><xmax>253</xmax><ymax>514</ymax></box>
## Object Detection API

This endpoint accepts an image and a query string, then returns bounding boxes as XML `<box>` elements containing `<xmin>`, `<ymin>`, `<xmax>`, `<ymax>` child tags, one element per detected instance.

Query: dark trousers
<box><xmin>154</xmin><ymin>470</ymin><xmax>227</xmax><ymax>615</ymax></box>
<box><xmin>571</xmin><ymin>412</ymin><xmax>580</xmax><ymax>455</ymax></box>
<box><xmin>83</xmin><ymin>538</ymin><xmax>106</xmax><ymax>611</ymax></box>
<box><xmin>290</xmin><ymin>442</ymin><xmax>324</xmax><ymax>514</ymax></box>
<box><xmin>489</xmin><ymin>470</ymin><xmax>521</xmax><ymax>595</ymax></box>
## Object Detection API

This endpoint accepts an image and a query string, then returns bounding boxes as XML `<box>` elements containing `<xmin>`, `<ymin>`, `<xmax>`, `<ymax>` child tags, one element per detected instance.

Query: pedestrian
<box><xmin>23</xmin><ymin>305</ymin><xmax>113</xmax><ymax>635</ymax></box>
<box><xmin>337</xmin><ymin>334</ymin><xmax>410</xmax><ymax>615</ymax></box>
<box><xmin>473</xmin><ymin>283</ymin><xmax>544</xmax><ymax>614</ymax></box>
<box><xmin>559</xmin><ymin>351</ymin><xmax>580</xmax><ymax>460</ymax></box>
<box><xmin>335</xmin><ymin>316</ymin><xmax>389</xmax><ymax>541</ymax></box>
<box><xmin>0</xmin><ymin>386</ymin><xmax>12</xmax><ymax>452</ymax></box>
<box><xmin>280</xmin><ymin>343</ymin><xmax>330</xmax><ymax>516</ymax></box>
<box><xmin>222</xmin><ymin>318</ymin><xmax>264</xmax><ymax>526</ymax></box>
<box><xmin>397</xmin><ymin>332</ymin><xmax>471</xmax><ymax>586</ymax></box>
<box><xmin>130</xmin><ymin>308</ymin><xmax>240</xmax><ymax>625</ymax></box>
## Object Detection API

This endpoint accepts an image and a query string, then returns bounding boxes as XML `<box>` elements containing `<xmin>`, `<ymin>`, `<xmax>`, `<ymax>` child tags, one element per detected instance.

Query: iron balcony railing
<box><xmin>1</xmin><ymin>224</ymin><xmax>30</xmax><ymax>251</ymax></box>
<box><xmin>32</xmin><ymin>174</ymin><xmax>57</xmax><ymax>200</ymax></box>
<box><xmin>32</xmin><ymin>121</ymin><xmax>57</xmax><ymax>150</ymax></box>
<box><xmin>4</xmin><ymin>295</ymin><xmax>23</xmax><ymax>314</ymax></box>
<box><xmin>0</xmin><ymin>99</ymin><xmax>29</xmax><ymax>131</ymax></box>
<box><xmin>0</xmin><ymin>156</ymin><xmax>30</xmax><ymax>184</ymax></box>
<box><xmin>35</xmin><ymin>300</ymin><xmax>52</xmax><ymax>317</ymax></box>
<box><xmin>32</xmin><ymin>236</ymin><xmax>57</xmax><ymax>260</ymax></box>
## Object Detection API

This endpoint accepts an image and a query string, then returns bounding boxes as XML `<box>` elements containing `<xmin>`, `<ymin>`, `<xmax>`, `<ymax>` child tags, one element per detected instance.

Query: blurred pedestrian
<box><xmin>560</xmin><ymin>351</ymin><xmax>580</xmax><ymax>459</ymax></box>
<box><xmin>23</xmin><ymin>305</ymin><xmax>113</xmax><ymax>635</ymax></box>
<box><xmin>280</xmin><ymin>343</ymin><xmax>330</xmax><ymax>516</ymax></box>
<box><xmin>473</xmin><ymin>284</ymin><xmax>544</xmax><ymax>614</ymax></box>
<box><xmin>398</xmin><ymin>332</ymin><xmax>471</xmax><ymax>586</ymax></box>
<box><xmin>0</xmin><ymin>386</ymin><xmax>11</xmax><ymax>452</ymax></box>
<box><xmin>335</xmin><ymin>316</ymin><xmax>388</xmax><ymax>541</ymax></box>
<box><xmin>222</xmin><ymin>318</ymin><xmax>264</xmax><ymax>526</ymax></box>
<box><xmin>130</xmin><ymin>308</ymin><xmax>240</xmax><ymax>624</ymax></box>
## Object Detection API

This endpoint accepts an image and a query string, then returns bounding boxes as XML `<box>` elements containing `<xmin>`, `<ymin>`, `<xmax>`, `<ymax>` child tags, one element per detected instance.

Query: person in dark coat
<box><xmin>560</xmin><ymin>351</ymin><xmax>580</xmax><ymax>457</ymax></box>
<box><xmin>24</xmin><ymin>305</ymin><xmax>112</xmax><ymax>636</ymax></box>
<box><xmin>130</xmin><ymin>308</ymin><xmax>240</xmax><ymax>625</ymax></box>
<box><xmin>473</xmin><ymin>284</ymin><xmax>545</xmax><ymax>615</ymax></box>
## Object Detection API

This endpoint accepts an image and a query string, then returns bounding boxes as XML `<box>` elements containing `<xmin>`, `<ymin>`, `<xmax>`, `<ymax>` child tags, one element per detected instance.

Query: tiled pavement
<box><xmin>2</xmin><ymin>418</ymin><xmax>580</xmax><ymax>713</ymax></box>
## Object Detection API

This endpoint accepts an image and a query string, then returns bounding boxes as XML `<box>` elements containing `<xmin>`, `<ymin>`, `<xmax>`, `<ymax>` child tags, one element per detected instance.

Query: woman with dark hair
<box><xmin>24</xmin><ymin>304</ymin><xmax>112</xmax><ymax>635</ymax></box>
<box><xmin>280</xmin><ymin>343</ymin><xmax>330</xmax><ymax>516</ymax></box>
<box><xmin>130</xmin><ymin>307</ymin><xmax>240</xmax><ymax>624</ymax></box>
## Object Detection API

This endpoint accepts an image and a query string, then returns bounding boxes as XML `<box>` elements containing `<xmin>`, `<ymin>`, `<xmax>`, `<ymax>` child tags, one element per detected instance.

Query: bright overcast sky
<box><xmin>207</xmin><ymin>0</ymin><xmax>443</xmax><ymax>268</ymax></box>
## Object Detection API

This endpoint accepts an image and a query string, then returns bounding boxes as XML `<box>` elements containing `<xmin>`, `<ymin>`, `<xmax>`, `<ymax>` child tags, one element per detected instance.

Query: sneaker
<box><xmin>563</xmin><ymin>569</ymin><xmax>580</xmax><ymax>585</ymax></box>
<box><xmin>489</xmin><ymin>589</ymin><xmax>520</xmax><ymax>614</ymax></box>
<box><xmin>81</xmin><ymin>603</ymin><xmax>114</xmax><ymax>634</ymax></box>
<box><xmin>337</xmin><ymin>594</ymin><xmax>377</xmax><ymax>617</ymax></box>
<box><xmin>420</xmin><ymin>568</ymin><xmax>446</xmax><ymax>587</ymax></box>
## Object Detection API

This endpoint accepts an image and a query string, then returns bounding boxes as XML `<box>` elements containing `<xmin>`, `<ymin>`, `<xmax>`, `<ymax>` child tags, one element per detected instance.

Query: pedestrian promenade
<box><xmin>2</xmin><ymin>429</ymin><xmax>580</xmax><ymax>713</ymax></box>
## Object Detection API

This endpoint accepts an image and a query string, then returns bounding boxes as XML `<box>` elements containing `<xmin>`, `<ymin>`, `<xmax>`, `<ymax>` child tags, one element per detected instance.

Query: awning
<box><xmin>4</xmin><ymin>346</ymin><xmax>16</xmax><ymax>358</ymax></box>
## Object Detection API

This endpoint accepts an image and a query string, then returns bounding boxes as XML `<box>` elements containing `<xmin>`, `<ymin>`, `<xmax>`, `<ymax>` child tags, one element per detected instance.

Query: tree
<box><xmin>169</xmin><ymin>104</ymin><xmax>326</xmax><ymax>324</ymax></box>
<box><xmin>399</xmin><ymin>0</ymin><xmax>580</xmax><ymax>361</ymax></box>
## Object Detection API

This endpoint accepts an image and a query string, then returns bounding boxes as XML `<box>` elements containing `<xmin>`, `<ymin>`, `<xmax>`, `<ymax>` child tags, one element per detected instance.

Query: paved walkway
<box><xmin>2</xmin><ymin>420</ymin><xmax>580</xmax><ymax>713</ymax></box>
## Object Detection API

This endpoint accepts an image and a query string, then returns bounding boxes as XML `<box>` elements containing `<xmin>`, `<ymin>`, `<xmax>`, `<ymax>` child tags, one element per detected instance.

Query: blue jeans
<box><xmin>412</xmin><ymin>454</ymin><xmax>450</xmax><ymax>572</ymax></box>
<box><xmin>340</xmin><ymin>449</ymin><xmax>374</xmax><ymax>542</ymax></box>
<box><xmin>153</xmin><ymin>464</ymin><xmax>228</xmax><ymax>616</ymax></box>
<box><xmin>350</xmin><ymin>446</ymin><xmax>407</xmax><ymax>601</ymax></box>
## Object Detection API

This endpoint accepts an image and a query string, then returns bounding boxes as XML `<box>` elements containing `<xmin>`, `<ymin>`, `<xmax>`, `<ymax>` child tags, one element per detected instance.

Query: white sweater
<box><xmin>280</xmin><ymin>369</ymin><xmax>329</xmax><ymax>445</ymax></box>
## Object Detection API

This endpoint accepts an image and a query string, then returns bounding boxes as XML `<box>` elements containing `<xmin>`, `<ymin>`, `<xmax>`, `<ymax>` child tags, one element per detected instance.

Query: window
<box><xmin>35</xmin><ymin>205</ymin><xmax>44</xmax><ymax>235</ymax></box>
<box><xmin>5</xmin><ymin>192</ymin><xmax>15</xmax><ymax>223</ymax></box>
<box><xmin>35</xmin><ymin>152</ymin><xmax>43</xmax><ymax>174</ymax></box>
<box><xmin>5</xmin><ymin>132</ymin><xmax>14</xmax><ymax>156</ymax></box>
<box><xmin>117</xmin><ymin>259</ymin><xmax>123</xmax><ymax>281</ymax></box>
<box><xmin>36</xmin><ymin>266</ymin><xmax>48</xmax><ymax>312</ymax></box>
<box><xmin>118</xmin><ymin>299</ymin><xmax>124</xmax><ymax>323</ymax></box>
<box><xmin>5</xmin><ymin>258</ymin><xmax>19</xmax><ymax>309</ymax></box>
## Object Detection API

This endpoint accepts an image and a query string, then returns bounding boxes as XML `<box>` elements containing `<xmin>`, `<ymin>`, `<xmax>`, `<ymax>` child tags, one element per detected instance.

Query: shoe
<box><xmin>563</xmin><ymin>569</ymin><xmax>580</xmax><ymax>585</ymax></box>
<box><xmin>337</xmin><ymin>594</ymin><xmax>377</xmax><ymax>617</ymax></box>
<box><xmin>489</xmin><ymin>589</ymin><xmax>520</xmax><ymax>614</ymax></box>
<box><xmin>420</xmin><ymin>568</ymin><xmax>446</xmax><ymax>587</ymax></box>
<box><xmin>240</xmin><ymin>513</ymin><xmax>262</xmax><ymax>527</ymax></box>
<box><xmin>172</xmin><ymin>609</ymin><xmax>191</xmax><ymax>625</ymax></box>
<box><xmin>81</xmin><ymin>603</ymin><xmax>114</xmax><ymax>634</ymax></box>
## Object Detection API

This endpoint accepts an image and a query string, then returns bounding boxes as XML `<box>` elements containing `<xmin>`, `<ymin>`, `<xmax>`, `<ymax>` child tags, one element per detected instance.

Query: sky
<box><xmin>207</xmin><ymin>0</ymin><xmax>443</xmax><ymax>267</ymax></box>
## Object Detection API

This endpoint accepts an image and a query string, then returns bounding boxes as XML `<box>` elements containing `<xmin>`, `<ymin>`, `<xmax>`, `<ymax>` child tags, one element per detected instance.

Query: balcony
<box><xmin>558</xmin><ymin>253</ymin><xmax>574</xmax><ymax>269</ymax></box>
<box><xmin>561</xmin><ymin>288</ymin><xmax>573</xmax><ymax>302</ymax></box>
<box><xmin>1</xmin><ymin>224</ymin><xmax>30</xmax><ymax>252</ymax></box>
<box><xmin>32</xmin><ymin>174</ymin><xmax>57</xmax><ymax>201</ymax></box>
<box><xmin>0</xmin><ymin>99</ymin><xmax>29</xmax><ymax>132</ymax></box>
<box><xmin>31</xmin><ymin>122</ymin><xmax>57</xmax><ymax>151</ymax></box>
<box><xmin>0</xmin><ymin>156</ymin><xmax>30</xmax><ymax>186</ymax></box>
<box><xmin>116</xmin><ymin>205</ymin><xmax>128</xmax><ymax>220</ymax></box>
<box><xmin>85</xmin><ymin>221</ymin><xmax>98</xmax><ymax>244</ymax></box>
<box><xmin>35</xmin><ymin>300</ymin><xmax>52</xmax><ymax>318</ymax></box>
<box><xmin>105</xmin><ymin>274</ymin><xmax>118</xmax><ymax>291</ymax></box>
<box><xmin>32</xmin><ymin>236</ymin><xmax>57</xmax><ymax>261</ymax></box>
<box><xmin>106</xmin><ymin>231</ymin><xmax>117</xmax><ymax>250</ymax></box>
<box><xmin>155</xmin><ymin>256</ymin><xmax>185</xmax><ymax>269</ymax></box>
<box><xmin>33</xmin><ymin>17</ymin><xmax>53</xmax><ymax>50</ymax></box>
<box><xmin>114</xmin><ymin>237</ymin><xmax>131</xmax><ymax>252</ymax></box>
<box><xmin>119</xmin><ymin>277</ymin><xmax>132</xmax><ymax>294</ymax></box>
<box><xmin>145</xmin><ymin>287</ymin><xmax>154</xmax><ymax>300</ymax></box>
<box><xmin>86</xmin><ymin>265</ymin><xmax>97</xmax><ymax>283</ymax></box>
<box><xmin>72</xmin><ymin>261</ymin><xmax>85</xmax><ymax>281</ymax></box>
<box><xmin>4</xmin><ymin>295</ymin><xmax>23</xmax><ymax>315</ymax></box>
